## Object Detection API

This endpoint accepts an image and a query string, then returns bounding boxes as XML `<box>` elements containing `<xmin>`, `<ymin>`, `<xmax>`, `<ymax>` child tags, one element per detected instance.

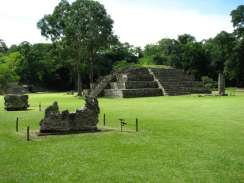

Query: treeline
<box><xmin>0</xmin><ymin>2</ymin><xmax>244</xmax><ymax>93</ymax></box>
<box><xmin>0</xmin><ymin>39</ymin><xmax>140</xmax><ymax>91</ymax></box>
<box><xmin>140</xmin><ymin>5</ymin><xmax>244</xmax><ymax>86</ymax></box>
<box><xmin>140</xmin><ymin>31</ymin><xmax>243</xmax><ymax>86</ymax></box>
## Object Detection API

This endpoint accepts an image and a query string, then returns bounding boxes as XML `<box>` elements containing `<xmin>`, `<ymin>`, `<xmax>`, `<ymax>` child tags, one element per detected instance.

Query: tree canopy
<box><xmin>37</xmin><ymin>0</ymin><xmax>114</xmax><ymax>95</ymax></box>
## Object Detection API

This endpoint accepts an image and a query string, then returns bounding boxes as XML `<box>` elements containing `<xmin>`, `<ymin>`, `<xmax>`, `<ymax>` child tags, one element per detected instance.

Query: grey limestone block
<box><xmin>40</xmin><ymin>96</ymin><xmax>100</xmax><ymax>133</ymax></box>
<box><xmin>4</xmin><ymin>94</ymin><xmax>29</xmax><ymax>111</ymax></box>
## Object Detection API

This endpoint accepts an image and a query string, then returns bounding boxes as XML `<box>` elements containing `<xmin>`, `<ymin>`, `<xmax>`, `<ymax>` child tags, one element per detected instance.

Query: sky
<box><xmin>0</xmin><ymin>0</ymin><xmax>243</xmax><ymax>48</ymax></box>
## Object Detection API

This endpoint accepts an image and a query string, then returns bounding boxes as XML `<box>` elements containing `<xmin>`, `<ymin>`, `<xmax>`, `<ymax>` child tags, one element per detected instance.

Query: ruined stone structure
<box><xmin>4</xmin><ymin>94</ymin><xmax>29</xmax><ymax>111</ymax></box>
<box><xmin>40</xmin><ymin>96</ymin><xmax>100</xmax><ymax>134</ymax></box>
<box><xmin>104</xmin><ymin>68</ymin><xmax>162</xmax><ymax>98</ymax></box>
<box><xmin>5</xmin><ymin>82</ymin><xmax>29</xmax><ymax>94</ymax></box>
<box><xmin>91</xmin><ymin>67</ymin><xmax>210</xmax><ymax>98</ymax></box>
<box><xmin>149</xmin><ymin>68</ymin><xmax>210</xmax><ymax>96</ymax></box>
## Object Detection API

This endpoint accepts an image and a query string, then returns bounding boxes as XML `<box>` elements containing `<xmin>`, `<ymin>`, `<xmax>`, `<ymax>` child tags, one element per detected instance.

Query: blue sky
<box><xmin>116</xmin><ymin>0</ymin><xmax>242</xmax><ymax>14</ymax></box>
<box><xmin>0</xmin><ymin>0</ymin><xmax>242</xmax><ymax>47</ymax></box>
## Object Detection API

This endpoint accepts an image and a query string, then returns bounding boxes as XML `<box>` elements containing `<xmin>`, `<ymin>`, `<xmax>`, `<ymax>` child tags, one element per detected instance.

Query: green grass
<box><xmin>1</xmin><ymin>90</ymin><xmax>244</xmax><ymax>183</ymax></box>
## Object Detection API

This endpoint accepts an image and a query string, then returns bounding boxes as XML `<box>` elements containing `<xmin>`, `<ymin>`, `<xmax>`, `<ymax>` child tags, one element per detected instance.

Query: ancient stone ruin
<box><xmin>91</xmin><ymin>67</ymin><xmax>210</xmax><ymax>98</ymax></box>
<box><xmin>4</xmin><ymin>94</ymin><xmax>29</xmax><ymax>111</ymax></box>
<box><xmin>218</xmin><ymin>73</ymin><xmax>225</xmax><ymax>96</ymax></box>
<box><xmin>40</xmin><ymin>96</ymin><xmax>100</xmax><ymax>134</ymax></box>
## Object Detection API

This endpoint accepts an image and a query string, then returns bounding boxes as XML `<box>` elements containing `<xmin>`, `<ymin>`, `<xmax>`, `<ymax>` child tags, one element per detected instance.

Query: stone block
<box><xmin>4</xmin><ymin>94</ymin><xmax>29</xmax><ymax>111</ymax></box>
<box><xmin>40</xmin><ymin>96</ymin><xmax>100</xmax><ymax>133</ymax></box>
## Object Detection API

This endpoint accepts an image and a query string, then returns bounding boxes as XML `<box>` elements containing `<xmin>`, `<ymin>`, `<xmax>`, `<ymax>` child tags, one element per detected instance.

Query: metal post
<box><xmin>119</xmin><ymin>119</ymin><xmax>126</xmax><ymax>132</ymax></box>
<box><xmin>27</xmin><ymin>126</ymin><xmax>30</xmax><ymax>141</ymax></box>
<box><xmin>16</xmin><ymin>117</ymin><xmax>19</xmax><ymax>132</ymax></box>
<box><xmin>39</xmin><ymin>103</ymin><xmax>42</xmax><ymax>111</ymax></box>
<box><xmin>103</xmin><ymin>113</ymin><xmax>106</xmax><ymax>126</ymax></box>
<box><xmin>136</xmin><ymin>118</ymin><xmax>138</xmax><ymax>132</ymax></box>
<box><xmin>119</xmin><ymin>119</ymin><xmax>123</xmax><ymax>132</ymax></box>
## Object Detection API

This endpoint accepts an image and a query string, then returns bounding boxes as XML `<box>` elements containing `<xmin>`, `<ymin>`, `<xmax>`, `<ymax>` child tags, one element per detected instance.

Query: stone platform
<box><xmin>104</xmin><ymin>68</ymin><xmax>163</xmax><ymax>98</ymax></box>
<box><xmin>92</xmin><ymin>67</ymin><xmax>210</xmax><ymax>98</ymax></box>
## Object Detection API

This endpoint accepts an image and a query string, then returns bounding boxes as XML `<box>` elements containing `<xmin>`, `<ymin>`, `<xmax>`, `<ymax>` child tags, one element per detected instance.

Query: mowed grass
<box><xmin>1</xmin><ymin>90</ymin><xmax>244</xmax><ymax>183</ymax></box>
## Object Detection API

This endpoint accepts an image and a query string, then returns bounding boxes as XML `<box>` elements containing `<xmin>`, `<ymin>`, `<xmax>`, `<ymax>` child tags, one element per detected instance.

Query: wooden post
<box><xmin>136</xmin><ymin>118</ymin><xmax>138</xmax><ymax>132</ymax></box>
<box><xmin>39</xmin><ymin>103</ymin><xmax>42</xmax><ymax>111</ymax></box>
<box><xmin>16</xmin><ymin>117</ymin><xmax>19</xmax><ymax>132</ymax></box>
<box><xmin>103</xmin><ymin>113</ymin><xmax>106</xmax><ymax>126</ymax></box>
<box><xmin>27</xmin><ymin>126</ymin><xmax>30</xmax><ymax>141</ymax></box>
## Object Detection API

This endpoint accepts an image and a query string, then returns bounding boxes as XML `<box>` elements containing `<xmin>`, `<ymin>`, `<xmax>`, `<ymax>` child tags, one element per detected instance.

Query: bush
<box><xmin>112</xmin><ymin>60</ymin><xmax>139</xmax><ymax>72</ymax></box>
<box><xmin>201</xmin><ymin>76</ymin><xmax>217</xmax><ymax>90</ymax></box>
<box><xmin>0</xmin><ymin>52</ymin><xmax>20</xmax><ymax>92</ymax></box>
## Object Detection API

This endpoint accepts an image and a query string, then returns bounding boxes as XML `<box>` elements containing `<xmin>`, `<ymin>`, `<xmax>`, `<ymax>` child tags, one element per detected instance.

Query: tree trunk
<box><xmin>77</xmin><ymin>70</ymin><xmax>82</xmax><ymax>96</ymax></box>
<box><xmin>77</xmin><ymin>49</ymin><xmax>82</xmax><ymax>96</ymax></box>
<box><xmin>218</xmin><ymin>72</ymin><xmax>225</xmax><ymax>96</ymax></box>
<box><xmin>89</xmin><ymin>49</ymin><xmax>95</xmax><ymax>89</ymax></box>
<box><xmin>89</xmin><ymin>60</ymin><xmax>94</xmax><ymax>88</ymax></box>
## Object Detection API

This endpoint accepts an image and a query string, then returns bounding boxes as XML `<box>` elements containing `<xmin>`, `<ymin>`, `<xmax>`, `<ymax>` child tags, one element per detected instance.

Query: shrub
<box><xmin>112</xmin><ymin>60</ymin><xmax>140</xmax><ymax>72</ymax></box>
<box><xmin>201</xmin><ymin>76</ymin><xmax>217</xmax><ymax>89</ymax></box>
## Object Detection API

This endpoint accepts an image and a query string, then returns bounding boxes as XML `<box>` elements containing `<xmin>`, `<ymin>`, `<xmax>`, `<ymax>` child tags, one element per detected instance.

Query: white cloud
<box><xmin>98</xmin><ymin>0</ymin><xmax>233</xmax><ymax>47</ymax></box>
<box><xmin>0</xmin><ymin>0</ymin><xmax>233</xmax><ymax>47</ymax></box>
<box><xmin>0</xmin><ymin>0</ymin><xmax>60</xmax><ymax>46</ymax></box>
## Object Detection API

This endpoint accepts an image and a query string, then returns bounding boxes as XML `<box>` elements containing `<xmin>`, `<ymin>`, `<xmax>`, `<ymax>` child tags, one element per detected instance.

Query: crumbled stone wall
<box><xmin>40</xmin><ymin>96</ymin><xmax>100</xmax><ymax>133</ymax></box>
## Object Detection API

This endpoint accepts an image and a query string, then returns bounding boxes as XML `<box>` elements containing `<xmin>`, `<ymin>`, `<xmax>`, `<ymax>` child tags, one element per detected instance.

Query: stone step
<box><xmin>124</xmin><ymin>67</ymin><xmax>150</xmax><ymax>75</ymax></box>
<box><xmin>117</xmin><ymin>73</ymin><xmax>154</xmax><ymax>82</ymax></box>
<box><xmin>150</xmin><ymin>68</ymin><xmax>183</xmax><ymax>73</ymax></box>
<box><xmin>104</xmin><ymin>88</ymin><xmax>163</xmax><ymax>98</ymax></box>
<box><xmin>164</xmin><ymin>87</ymin><xmax>210</xmax><ymax>94</ymax></box>
<box><xmin>161</xmin><ymin>84</ymin><xmax>204</xmax><ymax>89</ymax></box>
<box><xmin>90</xmin><ymin>74</ymin><xmax>115</xmax><ymax>97</ymax></box>
<box><xmin>154</xmin><ymin>72</ymin><xmax>185</xmax><ymax>76</ymax></box>
<box><xmin>110</xmin><ymin>81</ymin><xmax>158</xmax><ymax>89</ymax></box>
<box><xmin>157</xmin><ymin>76</ymin><xmax>195</xmax><ymax>80</ymax></box>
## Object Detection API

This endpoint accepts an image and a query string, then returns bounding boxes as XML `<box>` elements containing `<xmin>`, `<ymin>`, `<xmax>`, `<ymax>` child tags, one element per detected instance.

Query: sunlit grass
<box><xmin>0</xmin><ymin>89</ymin><xmax>244</xmax><ymax>183</ymax></box>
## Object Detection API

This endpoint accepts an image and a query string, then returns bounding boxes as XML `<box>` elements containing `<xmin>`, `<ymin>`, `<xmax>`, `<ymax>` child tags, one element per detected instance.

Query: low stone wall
<box><xmin>117</xmin><ymin>74</ymin><xmax>154</xmax><ymax>82</ymax></box>
<box><xmin>123</xmin><ymin>67</ymin><xmax>149</xmax><ymax>75</ymax></box>
<box><xmin>4</xmin><ymin>94</ymin><xmax>29</xmax><ymax>111</ymax></box>
<box><xmin>104</xmin><ymin>89</ymin><xmax>123</xmax><ymax>97</ymax></box>
<box><xmin>40</xmin><ymin>96</ymin><xmax>100</xmax><ymax>133</ymax></box>
<box><xmin>122</xmin><ymin>88</ymin><xmax>162</xmax><ymax>98</ymax></box>
<box><xmin>110</xmin><ymin>81</ymin><xmax>158</xmax><ymax>89</ymax></box>
<box><xmin>104</xmin><ymin>88</ymin><xmax>162</xmax><ymax>98</ymax></box>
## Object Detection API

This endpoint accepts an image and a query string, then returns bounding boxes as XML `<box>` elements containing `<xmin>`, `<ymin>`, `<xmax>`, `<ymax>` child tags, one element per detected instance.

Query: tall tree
<box><xmin>37</xmin><ymin>0</ymin><xmax>114</xmax><ymax>95</ymax></box>
<box><xmin>231</xmin><ymin>5</ymin><xmax>244</xmax><ymax>37</ymax></box>
<box><xmin>0</xmin><ymin>39</ymin><xmax>8</xmax><ymax>53</ymax></box>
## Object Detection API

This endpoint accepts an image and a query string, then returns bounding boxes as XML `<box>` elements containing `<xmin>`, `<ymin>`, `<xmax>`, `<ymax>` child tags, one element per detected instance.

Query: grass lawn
<box><xmin>1</xmin><ymin>90</ymin><xmax>244</xmax><ymax>183</ymax></box>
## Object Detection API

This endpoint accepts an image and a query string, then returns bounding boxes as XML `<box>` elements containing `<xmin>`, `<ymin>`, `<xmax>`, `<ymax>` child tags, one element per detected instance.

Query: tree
<box><xmin>231</xmin><ymin>5</ymin><xmax>244</xmax><ymax>37</ymax></box>
<box><xmin>0</xmin><ymin>39</ymin><xmax>8</xmax><ymax>54</ymax></box>
<box><xmin>37</xmin><ymin>0</ymin><xmax>114</xmax><ymax>95</ymax></box>
<box><xmin>0</xmin><ymin>51</ymin><xmax>20</xmax><ymax>91</ymax></box>
<box><xmin>178</xmin><ymin>34</ymin><xmax>196</xmax><ymax>45</ymax></box>
<box><xmin>180</xmin><ymin>41</ymin><xmax>210</xmax><ymax>78</ymax></box>
<box><xmin>205</xmin><ymin>31</ymin><xmax>236</xmax><ymax>72</ymax></box>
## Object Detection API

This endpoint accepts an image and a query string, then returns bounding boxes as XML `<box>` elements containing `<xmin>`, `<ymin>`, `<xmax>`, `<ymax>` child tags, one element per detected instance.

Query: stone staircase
<box><xmin>89</xmin><ymin>74</ymin><xmax>115</xmax><ymax>98</ymax></box>
<box><xmin>90</xmin><ymin>67</ymin><xmax>210</xmax><ymax>98</ymax></box>
<box><xmin>150</xmin><ymin>68</ymin><xmax>210</xmax><ymax>96</ymax></box>
<box><xmin>104</xmin><ymin>68</ymin><xmax>163</xmax><ymax>98</ymax></box>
